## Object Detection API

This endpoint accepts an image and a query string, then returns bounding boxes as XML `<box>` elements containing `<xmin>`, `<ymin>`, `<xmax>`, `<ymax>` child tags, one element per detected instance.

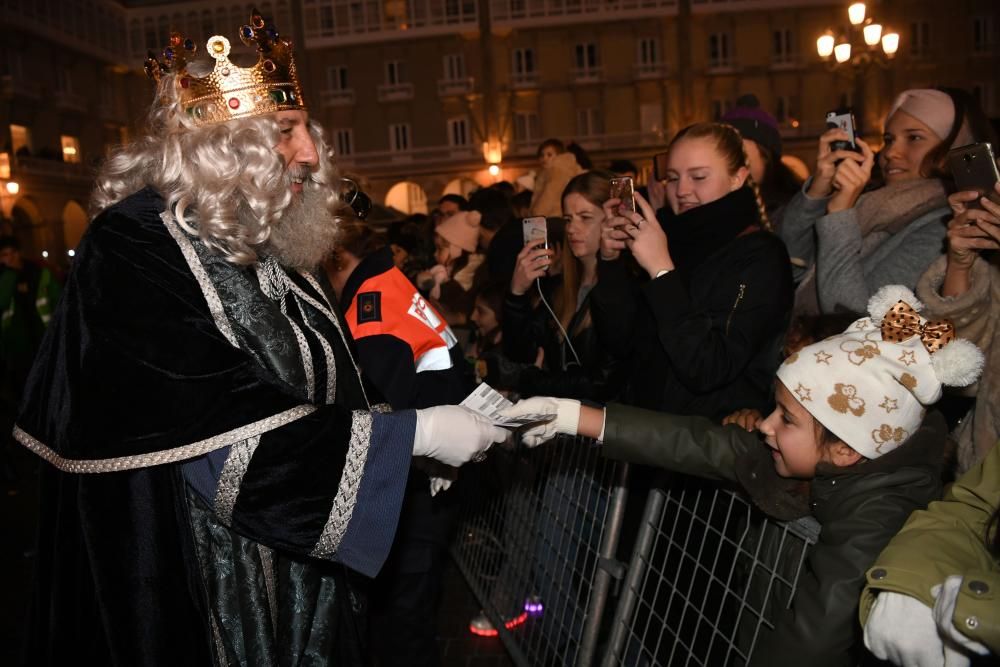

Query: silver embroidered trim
<box><xmin>160</xmin><ymin>211</ymin><xmax>239</xmax><ymax>347</ymax></box>
<box><xmin>209</xmin><ymin>613</ymin><xmax>230</xmax><ymax>667</ymax></box>
<box><xmin>296</xmin><ymin>311</ymin><xmax>337</xmax><ymax>404</ymax></box>
<box><xmin>288</xmin><ymin>275</ymin><xmax>368</xmax><ymax>408</ymax></box>
<box><xmin>372</xmin><ymin>403</ymin><xmax>392</xmax><ymax>414</ymax></box>
<box><xmin>299</xmin><ymin>271</ymin><xmax>338</xmax><ymax>316</ymax></box>
<box><xmin>256</xmin><ymin>543</ymin><xmax>279</xmax><ymax>636</ymax></box>
<box><xmin>310</xmin><ymin>410</ymin><xmax>373</xmax><ymax>559</ymax></box>
<box><xmin>285</xmin><ymin>315</ymin><xmax>316</xmax><ymax>402</ymax></box>
<box><xmin>256</xmin><ymin>256</ymin><xmax>290</xmax><ymax>302</ymax></box>
<box><xmin>12</xmin><ymin>405</ymin><xmax>316</xmax><ymax>474</ymax></box>
<box><xmin>214</xmin><ymin>435</ymin><xmax>261</xmax><ymax>523</ymax></box>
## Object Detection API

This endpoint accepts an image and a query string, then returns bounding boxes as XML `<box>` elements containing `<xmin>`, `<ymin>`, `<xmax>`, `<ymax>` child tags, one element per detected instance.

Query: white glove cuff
<box><xmin>555</xmin><ymin>400</ymin><xmax>582</xmax><ymax>437</ymax></box>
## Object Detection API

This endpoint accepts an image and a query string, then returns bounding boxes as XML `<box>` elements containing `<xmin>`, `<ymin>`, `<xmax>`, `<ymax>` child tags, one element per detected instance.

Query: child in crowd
<box><xmin>501</xmin><ymin>285</ymin><xmax>985</xmax><ymax>667</ymax></box>
<box><xmin>530</xmin><ymin>138</ymin><xmax>583</xmax><ymax>218</ymax></box>
<box><xmin>416</xmin><ymin>210</ymin><xmax>488</xmax><ymax>326</ymax></box>
<box><xmin>468</xmin><ymin>281</ymin><xmax>530</xmax><ymax>394</ymax></box>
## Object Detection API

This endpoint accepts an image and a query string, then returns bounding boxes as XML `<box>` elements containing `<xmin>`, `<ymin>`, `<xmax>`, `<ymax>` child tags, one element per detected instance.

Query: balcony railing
<box><xmin>510</xmin><ymin>71</ymin><xmax>540</xmax><ymax>89</ymax></box>
<box><xmin>377</xmin><ymin>83</ymin><xmax>415</xmax><ymax>101</ymax></box>
<box><xmin>511</xmin><ymin>130</ymin><xmax>665</xmax><ymax>155</ymax></box>
<box><xmin>321</xmin><ymin>89</ymin><xmax>357</xmax><ymax>106</ymax></box>
<box><xmin>336</xmin><ymin>144</ymin><xmax>479</xmax><ymax>169</ymax></box>
<box><xmin>569</xmin><ymin>67</ymin><xmax>603</xmax><ymax>83</ymax></box>
<box><xmin>54</xmin><ymin>91</ymin><xmax>88</xmax><ymax>113</ymax></box>
<box><xmin>16</xmin><ymin>156</ymin><xmax>91</xmax><ymax>183</ymax></box>
<box><xmin>691</xmin><ymin>0</ymin><xmax>834</xmax><ymax>11</ymax></box>
<box><xmin>438</xmin><ymin>77</ymin><xmax>475</xmax><ymax>96</ymax></box>
<box><xmin>303</xmin><ymin>0</ymin><xmax>479</xmax><ymax>46</ymax></box>
<box><xmin>0</xmin><ymin>75</ymin><xmax>42</xmax><ymax>100</ymax></box>
<box><xmin>492</xmin><ymin>0</ymin><xmax>678</xmax><ymax>25</ymax></box>
<box><xmin>770</xmin><ymin>54</ymin><xmax>800</xmax><ymax>69</ymax></box>
<box><xmin>634</xmin><ymin>62</ymin><xmax>668</xmax><ymax>79</ymax></box>
<box><xmin>706</xmin><ymin>59</ymin><xmax>737</xmax><ymax>73</ymax></box>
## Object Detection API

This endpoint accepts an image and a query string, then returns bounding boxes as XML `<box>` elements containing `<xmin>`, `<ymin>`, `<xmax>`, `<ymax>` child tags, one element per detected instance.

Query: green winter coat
<box><xmin>859</xmin><ymin>440</ymin><xmax>999</xmax><ymax>655</ymax></box>
<box><xmin>601</xmin><ymin>403</ymin><xmax>946</xmax><ymax>667</ymax></box>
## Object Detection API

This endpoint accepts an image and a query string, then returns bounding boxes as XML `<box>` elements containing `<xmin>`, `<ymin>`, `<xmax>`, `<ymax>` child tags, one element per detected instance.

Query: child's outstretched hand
<box><xmin>722</xmin><ymin>408</ymin><xmax>763</xmax><ymax>432</ymax></box>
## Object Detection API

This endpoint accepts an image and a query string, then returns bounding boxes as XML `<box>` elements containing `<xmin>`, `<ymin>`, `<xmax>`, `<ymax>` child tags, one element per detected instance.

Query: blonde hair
<box><xmin>90</xmin><ymin>73</ymin><xmax>342</xmax><ymax>265</ymax></box>
<box><xmin>669</xmin><ymin>122</ymin><xmax>772</xmax><ymax>231</ymax></box>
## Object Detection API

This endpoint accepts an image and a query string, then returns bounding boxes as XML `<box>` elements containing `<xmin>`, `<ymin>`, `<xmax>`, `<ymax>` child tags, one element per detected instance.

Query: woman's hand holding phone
<box><xmin>615</xmin><ymin>191</ymin><xmax>675</xmax><ymax>279</ymax></box>
<box><xmin>827</xmin><ymin>138</ymin><xmax>874</xmax><ymax>214</ymax></box>
<box><xmin>808</xmin><ymin>128</ymin><xmax>870</xmax><ymax>200</ymax></box>
<box><xmin>600</xmin><ymin>197</ymin><xmax>631</xmax><ymax>261</ymax></box>
<box><xmin>946</xmin><ymin>184</ymin><xmax>1000</xmax><ymax>268</ymax></box>
<box><xmin>511</xmin><ymin>240</ymin><xmax>553</xmax><ymax>296</ymax></box>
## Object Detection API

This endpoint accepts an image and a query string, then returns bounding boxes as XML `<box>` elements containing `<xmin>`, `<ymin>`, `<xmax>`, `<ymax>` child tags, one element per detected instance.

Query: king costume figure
<box><xmin>14</xmin><ymin>11</ymin><xmax>506</xmax><ymax>666</ymax></box>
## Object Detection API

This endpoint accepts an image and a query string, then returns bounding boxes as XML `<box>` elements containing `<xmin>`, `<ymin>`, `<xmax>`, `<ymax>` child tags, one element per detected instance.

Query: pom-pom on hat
<box><xmin>436</xmin><ymin>210</ymin><xmax>481</xmax><ymax>254</ymax></box>
<box><xmin>776</xmin><ymin>285</ymin><xmax>984</xmax><ymax>459</ymax></box>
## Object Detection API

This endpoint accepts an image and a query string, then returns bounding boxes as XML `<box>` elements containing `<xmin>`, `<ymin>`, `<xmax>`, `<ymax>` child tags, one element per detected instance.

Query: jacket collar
<box><xmin>339</xmin><ymin>246</ymin><xmax>395</xmax><ymax>311</ymax></box>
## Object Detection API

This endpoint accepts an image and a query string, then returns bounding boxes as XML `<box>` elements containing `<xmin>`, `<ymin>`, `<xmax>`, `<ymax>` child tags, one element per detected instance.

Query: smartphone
<box><xmin>948</xmin><ymin>142</ymin><xmax>1000</xmax><ymax>209</ymax></box>
<box><xmin>653</xmin><ymin>152</ymin><xmax>670</xmax><ymax>182</ymax></box>
<box><xmin>610</xmin><ymin>177</ymin><xmax>636</xmax><ymax>215</ymax></box>
<box><xmin>522</xmin><ymin>216</ymin><xmax>548</xmax><ymax>248</ymax></box>
<box><xmin>826</xmin><ymin>108</ymin><xmax>858</xmax><ymax>152</ymax></box>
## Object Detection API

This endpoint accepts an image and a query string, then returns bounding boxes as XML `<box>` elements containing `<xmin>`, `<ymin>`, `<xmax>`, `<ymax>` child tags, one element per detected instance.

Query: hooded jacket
<box><xmin>600</xmin><ymin>403</ymin><xmax>946</xmax><ymax>667</ymax></box>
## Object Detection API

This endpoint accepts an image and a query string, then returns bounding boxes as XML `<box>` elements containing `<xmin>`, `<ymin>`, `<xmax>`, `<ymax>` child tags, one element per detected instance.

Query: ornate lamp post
<box><xmin>816</xmin><ymin>2</ymin><xmax>900</xmax><ymax>131</ymax></box>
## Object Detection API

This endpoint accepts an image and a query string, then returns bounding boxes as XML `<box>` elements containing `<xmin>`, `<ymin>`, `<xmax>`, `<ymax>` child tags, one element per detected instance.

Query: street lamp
<box><xmin>816</xmin><ymin>2</ymin><xmax>900</xmax><ymax>66</ymax></box>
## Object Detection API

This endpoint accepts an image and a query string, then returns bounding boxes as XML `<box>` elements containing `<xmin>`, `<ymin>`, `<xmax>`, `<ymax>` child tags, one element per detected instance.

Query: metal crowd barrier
<box><xmin>451</xmin><ymin>436</ymin><xmax>821</xmax><ymax>667</ymax></box>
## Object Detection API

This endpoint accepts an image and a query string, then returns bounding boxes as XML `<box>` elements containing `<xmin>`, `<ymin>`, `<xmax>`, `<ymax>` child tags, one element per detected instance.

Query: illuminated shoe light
<box><xmin>524</xmin><ymin>596</ymin><xmax>544</xmax><ymax>615</ymax></box>
<box><xmin>468</xmin><ymin>612</ymin><xmax>528</xmax><ymax>637</ymax></box>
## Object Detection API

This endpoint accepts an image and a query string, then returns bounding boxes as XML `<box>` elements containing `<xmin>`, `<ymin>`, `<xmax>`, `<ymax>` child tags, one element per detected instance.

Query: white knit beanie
<box><xmin>776</xmin><ymin>286</ymin><xmax>984</xmax><ymax>459</ymax></box>
<box><xmin>436</xmin><ymin>210</ymin><xmax>481</xmax><ymax>254</ymax></box>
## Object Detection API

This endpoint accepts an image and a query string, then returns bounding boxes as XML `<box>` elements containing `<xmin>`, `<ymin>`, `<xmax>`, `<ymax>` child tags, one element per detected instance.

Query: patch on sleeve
<box><xmin>357</xmin><ymin>291</ymin><xmax>382</xmax><ymax>324</ymax></box>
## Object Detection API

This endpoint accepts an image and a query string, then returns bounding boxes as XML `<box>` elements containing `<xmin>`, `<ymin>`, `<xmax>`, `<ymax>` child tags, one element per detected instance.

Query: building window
<box><xmin>327</xmin><ymin>65</ymin><xmax>349</xmax><ymax>90</ymax></box>
<box><xmin>574</xmin><ymin>42</ymin><xmax>599</xmax><ymax>71</ymax></box>
<box><xmin>909</xmin><ymin>21</ymin><xmax>931</xmax><ymax>57</ymax></box>
<box><xmin>512</xmin><ymin>48</ymin><xmax>536</xmax><ymax>76</ymax></box>
<box><xmin>10</xmin><ymin>124</ymin><xmax>31</xmax><ymax>156</ymax></box>
<box><xmin>385</xmin><ymin>61</ymin><xmax>406</xmax><ymax>85</ymax></box>
<box><xmin>333</xmin><ymin>128</ymin><xmax>353</xmax><ymax>156</ymax></box>
<box><xmin>772</xmin><ymin>28</ymin><xmax>794</xmax><ymax>64</ymax></box>
<box><xmin>319</xmin><ymin>6</ymin><xmax>334</xmax><ymax>33</ymax></box>
<box><xmin>774</xmin><ymin>95</ymin><xmax>799</xmax><ymax>124</ymax></box>
<box><xmin>576</xmin><ymin>108</ymin><xmax>602</xmax><ymax>137</ymax></box>
<box><xmin>514</xmin><ymin>111</ymin><xmax>540</xmax><ymax>144</ymax></box>
<box><xmin>443</xmin><ymin>54</ymin><xmax>466</xmax><ymax>81</ymax></box>
<box><xmin>447</xmin><ymin>117</ymin><xmax>470</xmax><ymax>147</ymax></box>
<box><xmin>973</xmin><ymin>16</ymin><xmax>996</xmax><ymax>53</ymax></box>
<box><xmin>61</xmin><ymin>135</ymin><xmax>81</xmax><ymax>164</ymax></box>
<box><xmin>711</xmin><ymin>99</ymin><xmax>732</xmax><ymax>121</ymax></box>
<box><xmin>389</xmin><ymin>123</ymin><xmax>410</xmax><ymax>152</ymax></box>
<box><xmin>972</xmin><ymin>82</ymin><xmax>997</xmax><ymax>115</ymax></box>
<box><xmin>637</xmin><ymin>37</ymin><xmax>660</xmax><ymax>67</ymax></box>
<box><xmin>708</xmin><ymin>32</ymin><xmax>732</xmax><ymax>69</ymax></box>
<box><xmin>639</xmin><ymin>103</ymin><xmax>663</xmax><ymax>134</ymax></box>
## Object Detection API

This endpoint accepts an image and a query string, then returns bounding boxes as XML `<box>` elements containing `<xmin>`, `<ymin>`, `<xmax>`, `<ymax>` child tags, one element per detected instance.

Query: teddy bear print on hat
<box><xmin>777</xmin><ymin>285</ymin><xmax>984</xmax><ymax>459</ymax></box>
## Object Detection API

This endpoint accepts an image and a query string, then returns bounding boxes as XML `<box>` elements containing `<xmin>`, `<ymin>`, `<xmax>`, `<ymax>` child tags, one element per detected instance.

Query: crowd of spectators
<box><xmin>333</xmin><ymin>85</ymin><xmax>999</xmax><ymax>666</ymax></box>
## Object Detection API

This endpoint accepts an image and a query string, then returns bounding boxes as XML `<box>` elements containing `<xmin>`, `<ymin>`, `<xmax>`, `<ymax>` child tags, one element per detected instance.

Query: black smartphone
<box><xmin>826</xmin><ymin>108</ymin><xmax>858</xmax><ymax>152</ymax></box>
<box><xmin>948</xmin><ymin>142</ymin><xmax>1000</xmax><ymax>209</ymax></box>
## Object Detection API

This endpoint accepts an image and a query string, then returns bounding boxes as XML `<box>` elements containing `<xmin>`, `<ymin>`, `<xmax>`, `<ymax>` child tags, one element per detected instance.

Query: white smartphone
<box><xmin>522</xmin><ymin>216</ymin><xmax>548</xmax><ymax>248</ymax></box>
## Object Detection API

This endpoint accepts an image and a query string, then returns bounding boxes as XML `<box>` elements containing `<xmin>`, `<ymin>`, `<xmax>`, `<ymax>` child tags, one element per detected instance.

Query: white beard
<box><xmin>255</xmin><ymin>186</ymin><xmax>341</xmax><ymax>272</ymax></box>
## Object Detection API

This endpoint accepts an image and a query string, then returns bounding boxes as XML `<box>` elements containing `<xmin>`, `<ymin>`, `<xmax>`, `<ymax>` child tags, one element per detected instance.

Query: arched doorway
<box><xmin>62</xmin><ymin>201</ymin><xmax>88</xmax><ymax>251</ymax></box>
<box><xmin>384</xmin><ymin>181</ymin><xmax>429</xmax><ymax>215</ymax></box>
<box><xmin>10</xmin><ymin>198</ymin><xmax>45</xmax><ymax>259</ymax></box>
<box><xmin>441</xmin><ymin>178</ymin><xmax>480</xmax><ymax>199</ymax></box>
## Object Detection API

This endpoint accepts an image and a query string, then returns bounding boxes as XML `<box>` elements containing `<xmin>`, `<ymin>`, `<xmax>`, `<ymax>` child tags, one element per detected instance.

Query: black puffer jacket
<box><xmin>590</xmin><ymin>187</ymin><xmax>794</xmax><ymax>419</ymax></box>
<box><xmin>601</xmin><ymin>403</ymin><xmax>946</xmax><ymax>667</ymax></box>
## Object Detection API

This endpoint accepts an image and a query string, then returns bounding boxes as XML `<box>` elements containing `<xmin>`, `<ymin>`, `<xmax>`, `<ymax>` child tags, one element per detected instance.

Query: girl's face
<box><xmin>757</xmin><ymin>381</ymin><xmax>830</xmax><ymax>479</ymax></box>
<box><xmin>434</xmin><ymin>233</ymin><xmax>459</xmax><ymax>266</ymax></box>
<box><xmin>664</xmin><ymin>136</ymin><xmax>748</xmax><ymax>214</ymax></box>
<box><xmin>879</xmin><ymin>110</ymin><xmax>943</xmax><ymax>185</ymax></box>
<box><xmin>563</xmin><ymin>193</ymin><xmax>603</xmax><ymax>259</ymax></box>
<box><xmin>539</xmin><ymin>145</ymin><xmax>560</xmax><ymax>168</ymax></box>
<box><xmin>470</xmin><ymin>298</ymin><xmax>499</xmax><ymax>337</ymax></box>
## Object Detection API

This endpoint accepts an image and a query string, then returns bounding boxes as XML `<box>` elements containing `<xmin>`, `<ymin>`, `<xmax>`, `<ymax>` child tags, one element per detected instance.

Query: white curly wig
<box><xmin>90</xmin><ymin>69</ymin><xmax>342</xmax><ymax>266</ymax></box>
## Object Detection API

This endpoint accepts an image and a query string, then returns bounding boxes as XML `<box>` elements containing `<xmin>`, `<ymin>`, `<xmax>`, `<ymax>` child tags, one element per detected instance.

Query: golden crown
<box><xmin>143</xmin><ymin>9</ymin><xmax>306</xmax><ymax>126</ymax></box>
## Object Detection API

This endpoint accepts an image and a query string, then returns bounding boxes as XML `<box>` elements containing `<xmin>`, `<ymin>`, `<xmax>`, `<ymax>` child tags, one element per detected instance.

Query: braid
<box><xmin>745</xmin><ymin>173</ymin><xmax>773</xmax><ymax>231</ymax></box>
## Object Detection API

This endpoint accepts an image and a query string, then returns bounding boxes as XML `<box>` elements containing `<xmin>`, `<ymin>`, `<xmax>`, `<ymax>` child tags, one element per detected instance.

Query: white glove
<box><xmin>932</xmin><ymin>576</ymin><xmax>991</xmax><ymax>666</ymax></box>
<box><xmin>865</xmin><ymin>591</ymin><xmax>944</xmax><ymax>667</ymax></box>
<box><xmin>498</xmin><ymin>396</ymin><xmax>581</xmax><ymax>447</ymax></box>
<box><xmin>413</xmin><ymin>405</ymin><xmax>507</xmax><ymax>467</ymax></box>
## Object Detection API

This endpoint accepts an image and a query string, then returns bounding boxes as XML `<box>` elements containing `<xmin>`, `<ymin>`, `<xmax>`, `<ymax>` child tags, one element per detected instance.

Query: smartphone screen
<box><xmin>948</xmin><ymin>142</ymin><xmax>1000</xmax><ymax>209</ymax></box>
<box><xmin>522</xmin><ymin>217</ymin><xmax>548</xmax><ymax>248</ymax></box>
<box><xmin>826</xmin><ymin>108</ymin><xmax>858</xmax><ymax>152</ymax></box>
<box><xmin>610</xmin><ymin>177</ymin><xmax>636</xmax><ymax>215</ymax></box>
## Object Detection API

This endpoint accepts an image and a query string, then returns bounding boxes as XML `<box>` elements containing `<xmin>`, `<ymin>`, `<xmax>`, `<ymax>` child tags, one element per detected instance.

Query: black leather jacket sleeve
<box><xmin>601</xmin><ymin>402</ymin><xmax>753</xmax><ymax>484</ymax></box>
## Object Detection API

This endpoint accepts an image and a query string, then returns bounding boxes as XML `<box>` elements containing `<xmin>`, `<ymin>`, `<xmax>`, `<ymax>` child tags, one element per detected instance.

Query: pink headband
<box><xmin>886</xmin><ymin>89</ymin><xmax>975</xmax><ymax>147</ymax></box>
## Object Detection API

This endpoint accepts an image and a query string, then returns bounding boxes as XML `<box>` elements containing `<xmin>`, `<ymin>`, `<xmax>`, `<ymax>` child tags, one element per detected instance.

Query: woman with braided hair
<box><xmin>590</xmin><ymin>121</ymin><xmax>793</xmax><ymax>420</ymax></box>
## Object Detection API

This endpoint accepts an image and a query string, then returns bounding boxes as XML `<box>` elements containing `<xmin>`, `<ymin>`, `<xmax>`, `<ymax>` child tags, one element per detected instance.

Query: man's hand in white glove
<box><xmin>413</xmin><ymin>405</ymin><xmax>508</xmax><ymax>467</ymax></box>
<box><xmin>932</xmin><ymin>576</ymin><xmax>991</xmax><ymax>666</ymax></box>
<box><xmin>498</xmin><ymin>396</ymin><xmax>581</xmax><ymax>447</ymax></box>
<box><xmin>864</xmin><ymin>591</ymin><xmax>943</xmax><ymax>667</ymax></box>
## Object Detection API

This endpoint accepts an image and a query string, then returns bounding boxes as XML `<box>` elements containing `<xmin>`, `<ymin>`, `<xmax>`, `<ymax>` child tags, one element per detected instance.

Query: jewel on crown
<box><xmin>143</xmin><ymin>8</ymin><xmax>306</xmax><ymax>126</ymax></box>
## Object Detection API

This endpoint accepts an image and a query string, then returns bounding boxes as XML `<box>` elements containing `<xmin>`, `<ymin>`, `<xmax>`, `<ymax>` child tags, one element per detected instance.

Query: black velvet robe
<box><xmin>16</xmin><ymin>188</ymin><xmax>415</xmax><ymax>666</ymax></box>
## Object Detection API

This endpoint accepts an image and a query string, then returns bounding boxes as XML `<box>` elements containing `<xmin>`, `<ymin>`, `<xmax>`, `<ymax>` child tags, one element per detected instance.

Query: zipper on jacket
<box><xmin>725</xmin><ymin>283</ymin><xmax>746</xmax><ymax>336</ymax></box>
